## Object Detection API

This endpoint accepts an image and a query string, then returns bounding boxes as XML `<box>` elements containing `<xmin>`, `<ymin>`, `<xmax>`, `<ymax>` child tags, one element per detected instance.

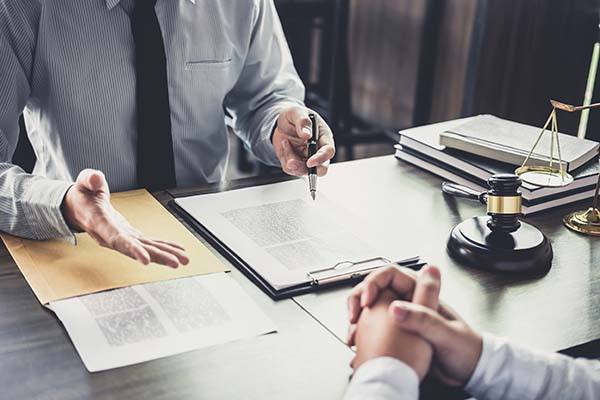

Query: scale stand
<box><xmin>563</xmin><ymin>171</ymin><xmax>600</xmax><ymax>236</ymax></box>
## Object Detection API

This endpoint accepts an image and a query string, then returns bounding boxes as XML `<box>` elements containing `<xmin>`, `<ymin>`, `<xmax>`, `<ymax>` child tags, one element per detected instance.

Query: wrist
<box><xmin>60</xmin><ymin>186</ymin><xmax>84</xmax><ymax>232</ymax></box>
<box><xmin>391</xmin><ymin>331</ymin><xmax>433</xmax><ymax>381</ymax></box>
<box><xmin>460</xmin><ymin>331</ymin><xmax>484</xmax><ymax>386</ymax></box>
<box><xmin>348</xmin><ymin>357</ymin><xmax>420</xmax><ymax>400</ymax></box>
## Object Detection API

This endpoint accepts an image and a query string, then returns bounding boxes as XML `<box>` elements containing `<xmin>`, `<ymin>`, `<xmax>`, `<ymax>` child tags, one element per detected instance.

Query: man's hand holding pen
<box><xmin>272</xmin><ymin>107</ymin><xmax>336</xmax><ymax>183</ymax></box>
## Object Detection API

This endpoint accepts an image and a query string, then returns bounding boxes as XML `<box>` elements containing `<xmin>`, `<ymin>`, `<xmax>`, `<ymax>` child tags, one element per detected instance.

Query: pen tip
<box><xmin>311</xmin><ymin>192</ymin><xmax>316</xmax><ymax>200</ymax></box>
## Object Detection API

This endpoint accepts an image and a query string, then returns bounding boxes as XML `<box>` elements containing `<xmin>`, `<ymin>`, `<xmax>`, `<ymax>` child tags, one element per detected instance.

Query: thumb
<box><xmin>412</xmin><ymin>265</ymin><xmax>441</xmax><ymax>309</ymax></box>
<box><xmin>388</xmin><ymin>300</ymin><xmax>454</xmax><ymax>349</ymax></box>
<box><xmin>77</xmin><ymin>169</ymin><xmax>109</xmax><ymax>193</ymax></box>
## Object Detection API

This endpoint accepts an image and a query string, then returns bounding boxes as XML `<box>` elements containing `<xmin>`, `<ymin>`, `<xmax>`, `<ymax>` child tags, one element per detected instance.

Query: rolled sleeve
<box><xmin>344</xmin><ymin>357</ymin><xmax>419</xmax><ymax>400</ymax></box>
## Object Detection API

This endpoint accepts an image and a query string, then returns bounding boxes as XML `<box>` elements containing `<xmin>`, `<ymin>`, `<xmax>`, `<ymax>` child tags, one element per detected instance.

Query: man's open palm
<box><xmin>62</xmin><ymin>169</ymin><xmax>189</xmax><ymax>268</ymax></box>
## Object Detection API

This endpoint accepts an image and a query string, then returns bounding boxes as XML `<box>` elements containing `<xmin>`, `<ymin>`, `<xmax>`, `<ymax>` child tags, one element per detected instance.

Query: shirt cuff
<box><xmin>344</xmin><ymin>357</ymin><xmax>419</xmax><ymax>400</ymax></box>
<box><xmin>465</xmin><ymin>333</ymin><xmax>497</xmax><ymax>394</ymax></box>
<box><xmin>465</xmin><ymin>333</ymin><xmax>539</xmax><ymax>400</ymax></box>
<box><xmin>254</xmin><ymin>100</ymin><xmax>305</xmax><ymax>167</ymax></box>
<box><xmin>21</xmin><ymin>177</ymin><xmax>76</xmax><ymax>243</ymax></box>
<box><xmin>256</xmin><ymin>108</ymin><xmax>281</xmax><ymax>166</ymax></box>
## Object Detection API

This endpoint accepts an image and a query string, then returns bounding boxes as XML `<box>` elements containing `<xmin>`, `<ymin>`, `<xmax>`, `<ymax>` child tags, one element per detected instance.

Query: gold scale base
<box><xmin>563</xmin><ymin>208</ymin><xmax>600</xmax><ymax>236</ymax></box>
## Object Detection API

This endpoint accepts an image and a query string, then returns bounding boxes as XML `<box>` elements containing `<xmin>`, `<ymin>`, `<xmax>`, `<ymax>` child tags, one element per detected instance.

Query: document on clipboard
<box><xmin>172</xmin><ymin>180</ymin><xmax>421</xmax><ymax>298</ymax></box>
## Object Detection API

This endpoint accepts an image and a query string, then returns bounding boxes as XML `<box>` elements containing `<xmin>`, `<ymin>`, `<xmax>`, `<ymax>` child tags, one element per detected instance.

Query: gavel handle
<box><xmin>441</xmin><ymin>182</ymin><xmax>488</xmax><ymax>205</ymax></box>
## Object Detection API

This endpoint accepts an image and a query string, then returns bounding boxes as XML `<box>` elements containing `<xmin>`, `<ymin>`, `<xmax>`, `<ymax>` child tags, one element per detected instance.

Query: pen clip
<box><xmin>308</xmin><ymin>113</ymin><xmax>319</xmax><ymax>143</ymax></box>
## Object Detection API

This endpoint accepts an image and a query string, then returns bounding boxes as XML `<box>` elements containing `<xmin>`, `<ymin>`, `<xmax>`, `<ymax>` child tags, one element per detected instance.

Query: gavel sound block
<box><xmin>444</xmin><ymin>174</ymin><xmax>553</xmax><ymax>274</ymax></box>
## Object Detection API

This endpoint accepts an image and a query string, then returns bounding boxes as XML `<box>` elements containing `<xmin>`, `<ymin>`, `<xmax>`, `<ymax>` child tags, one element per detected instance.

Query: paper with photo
<box><xmin>49</xmin><ymin>273</ymin><xmax>275</xmax><ymax>372</ymax></box>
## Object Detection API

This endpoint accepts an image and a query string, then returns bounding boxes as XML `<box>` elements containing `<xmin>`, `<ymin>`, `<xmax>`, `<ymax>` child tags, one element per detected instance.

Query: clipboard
<box><xmin>169</xmin><ymin>199</ymin><xmax>424</xmax><ymax>300</ymax></box>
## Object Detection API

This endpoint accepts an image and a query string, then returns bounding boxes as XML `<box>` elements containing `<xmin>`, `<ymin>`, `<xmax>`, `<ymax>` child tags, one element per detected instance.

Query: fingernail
<box><xmin>302</xmin><ymin>127</ymin><xmax>312</xmax><ymax>137</ymax></box>
<box><xmin>423</xmin><ymin>269</ymin><xmax>442</xmax><ymax>287</ymax></box>
<box><xmin>426</xmin><ymin>265</ymin><xmax>441</xmax><ymax>278</ymax></box>
<box><xmin>392</xmin><ymin>305</ymin><xmax>408</xmax><ymax>321</ymax></box>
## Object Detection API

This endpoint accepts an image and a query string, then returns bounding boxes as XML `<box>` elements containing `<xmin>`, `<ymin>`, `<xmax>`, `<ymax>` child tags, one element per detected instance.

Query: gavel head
<box><xmin>486</xmin><ymin>174</ymin><xmax>522</xmax><ymax>233</ymax></box>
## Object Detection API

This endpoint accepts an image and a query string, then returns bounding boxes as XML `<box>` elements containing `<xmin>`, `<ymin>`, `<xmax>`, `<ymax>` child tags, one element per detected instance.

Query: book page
<box><xmin>175</xmin><ymin>180</ymin><xmax>395</xmax><ymax>290</ymax></box>
<box><xmin>49</xmin><ymin>273</ymin><xmax>275</xmax><ymax>372</ymax></box>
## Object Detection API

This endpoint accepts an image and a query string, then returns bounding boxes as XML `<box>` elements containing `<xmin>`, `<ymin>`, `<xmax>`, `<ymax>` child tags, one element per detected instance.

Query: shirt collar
<box><xmin>106</xmin><ymin>0</ymin><xmax>196</xmax><ymax>10</ymax></box>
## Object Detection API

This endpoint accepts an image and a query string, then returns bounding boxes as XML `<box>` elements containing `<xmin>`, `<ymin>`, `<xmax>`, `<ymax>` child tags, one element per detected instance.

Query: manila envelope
<box><xmin>1</xmin><ymin>189</ymin><xmax>228</xmax><ymax>304</ymax></box>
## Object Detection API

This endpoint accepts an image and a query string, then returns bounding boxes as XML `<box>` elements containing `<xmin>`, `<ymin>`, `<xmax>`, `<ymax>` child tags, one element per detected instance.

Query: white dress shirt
<box><xmin>344</xmin><ymin>333</ymin><xmax>600</xmax><ymax>400</ymax></box>
<box><xmin>0</xmin><ymin>0</ymin><xmax>303</xmax><ymax>240</ymax></box>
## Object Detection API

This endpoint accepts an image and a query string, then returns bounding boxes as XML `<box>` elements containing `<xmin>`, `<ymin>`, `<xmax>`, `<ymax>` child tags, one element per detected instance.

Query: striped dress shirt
<box><xmin>0</xmin><ymin>0</ymin><xmax>304</xmax><ymax>240</ymax></box>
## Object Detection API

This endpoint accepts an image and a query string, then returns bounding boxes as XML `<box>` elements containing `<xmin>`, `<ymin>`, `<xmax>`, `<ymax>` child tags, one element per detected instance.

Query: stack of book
<box><xmin>395</xmin><ymin>115</ymin><xmax>600</xmax><ymax>215</ymax></box>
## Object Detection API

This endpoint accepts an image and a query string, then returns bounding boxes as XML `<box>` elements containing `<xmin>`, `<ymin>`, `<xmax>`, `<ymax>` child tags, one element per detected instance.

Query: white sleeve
<box><xmin>344</xmin><ymin>357</ymin><xmax>420</xmax><ymax>400</ymax></box>
<box><xmin>224</xmin><ymin>0</ymin><xmax>305</xmax><ymax>167</ymax></box>
<box><xmin>465</xmin><ymin>333</ymin><xmax>600</xmax><ymax>400</ymax></box>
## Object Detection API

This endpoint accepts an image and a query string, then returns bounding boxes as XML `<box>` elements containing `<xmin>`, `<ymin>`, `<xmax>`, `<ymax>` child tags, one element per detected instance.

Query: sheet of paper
<box><xmin>1</xmin><ymin>189</ymin><xmax>227</xmax><ymax>304</ymax></box>
<box><xmin>175</xmin><ymin>180</ymin><xmax>404</xmax><ymax>290</ymax></box>
<box><xmin>49</xmin><ymin>273</ymin><xmax>275</xmax><ymax>372</ymax></box>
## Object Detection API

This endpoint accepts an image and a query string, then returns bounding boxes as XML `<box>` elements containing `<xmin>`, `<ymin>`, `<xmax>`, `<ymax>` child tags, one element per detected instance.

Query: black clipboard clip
<box><xmin>307</xmin><ymin>256</ymin><xmax>425</xmax><ymax>286</ymax></box>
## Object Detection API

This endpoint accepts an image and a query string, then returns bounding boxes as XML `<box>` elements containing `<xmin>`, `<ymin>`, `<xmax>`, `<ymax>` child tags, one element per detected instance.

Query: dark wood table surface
<box><xmin>293</xmin><ymin>156</ymin><xmax>600</xmax><ymax>356</ymax></box>
<box><xmin>1</xmin><ymin>154</ymin><xmax>599</xmax><ymax>400</ymax></box>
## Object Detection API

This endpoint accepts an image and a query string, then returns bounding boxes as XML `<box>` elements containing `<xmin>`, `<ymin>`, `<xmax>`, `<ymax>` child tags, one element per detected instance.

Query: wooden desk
<box><xmin>1</xmin><ymin>155</ymin><xmax>598</xmax><ymax>399</ymax></box>
<box><xmin>0</xmin><ymin>198</ymin><xmax>352</xmax><ymax>399</ymax></box>
<box><xmin>294</xmin><ymin>156</ymin><xmax>600</xmax><ymax>355</ymax></box>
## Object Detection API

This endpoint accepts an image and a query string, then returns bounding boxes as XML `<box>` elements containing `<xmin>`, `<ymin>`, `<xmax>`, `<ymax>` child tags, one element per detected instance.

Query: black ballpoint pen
<box><xmin>308</xmin><ymin>113</ymin><xmax>319</xmax><ymax>200</ymax></box>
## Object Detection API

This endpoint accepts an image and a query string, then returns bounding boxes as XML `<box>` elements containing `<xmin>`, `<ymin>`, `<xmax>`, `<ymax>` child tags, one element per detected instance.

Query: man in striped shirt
<box><xmin>0</xmin><ymin>0</ymin><xmax>335</xmax><ymax>266</ymax></box>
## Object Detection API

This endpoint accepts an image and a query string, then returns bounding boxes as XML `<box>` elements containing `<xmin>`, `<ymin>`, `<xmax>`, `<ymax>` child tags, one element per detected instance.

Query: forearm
<box><xmin>466</xmin><ymin>334</ymin><xmax>600</xmax><ymax>400</ymax></box>
<box><xmin>0</xmin><ymin>163</ymin><xmax>74</xmax><ymax>241</ymax></box>
<box><xmin>344</xmin><ymin>357</ymin><xmax>419</xmax><ymax>400</ymax></box>
<box><xmin>224</xmin><ymin>0</ymin><xmax>305</xmax><ymax>166</ymax></box>
<box><xmin>0</xmin><ymin>1</ymin><xmax>71</xmax><ymax>240</ymax></box>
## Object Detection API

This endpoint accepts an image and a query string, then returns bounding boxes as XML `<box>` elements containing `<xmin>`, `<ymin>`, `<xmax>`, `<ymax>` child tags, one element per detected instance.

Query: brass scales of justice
<box><xmin>514</xmin><ymin>99</ymin><xmax>600</xmax><ymax>236</ymax></box>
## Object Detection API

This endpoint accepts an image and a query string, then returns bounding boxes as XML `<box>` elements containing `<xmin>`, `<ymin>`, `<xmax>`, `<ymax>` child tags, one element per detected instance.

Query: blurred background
<box><xmin>229</xmin><ymin>0</ymin><xmax>600</xmax><ymax>179</ymax></box>
<box><xmin>11</xmin><ymin>0</ymin><xmax>600</xmax><ymax>182</ymax></box>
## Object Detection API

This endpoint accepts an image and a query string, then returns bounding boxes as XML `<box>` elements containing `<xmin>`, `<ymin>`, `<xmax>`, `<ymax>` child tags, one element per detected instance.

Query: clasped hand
<box><xmin>347</xmin><ymin>265</ymin><xmax>483</xmax><ymax>386</ymax></box>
